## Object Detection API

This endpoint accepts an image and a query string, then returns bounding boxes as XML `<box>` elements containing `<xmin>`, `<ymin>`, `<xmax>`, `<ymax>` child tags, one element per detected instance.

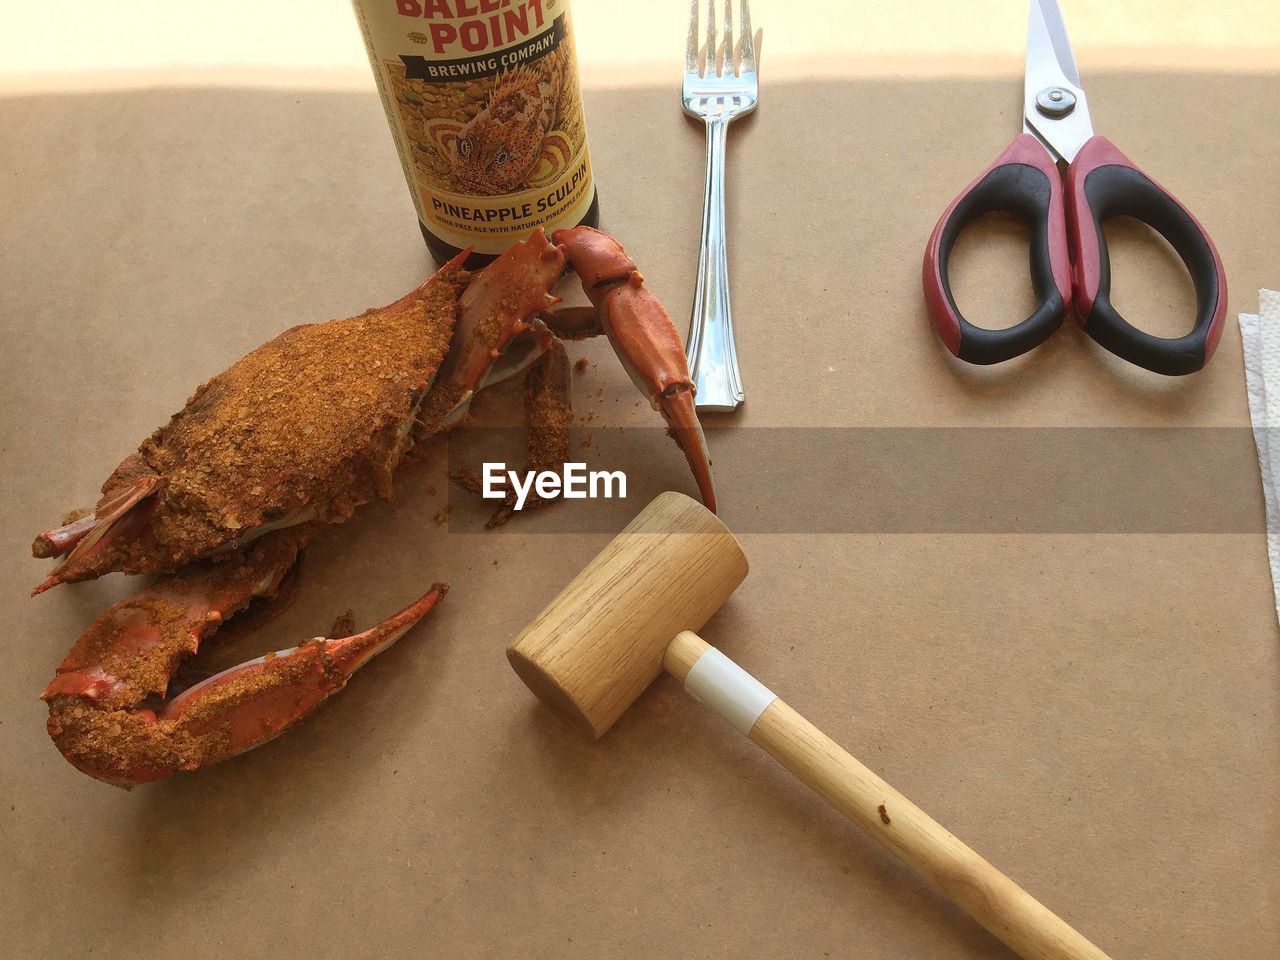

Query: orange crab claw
<box><xmin>651</xmin><ymin>381</ymin><xmax>716</xmax><ymax>515</ymax></box>
<box><xmin>418</xmin><ymin>227</ymin><xmax>566</xmax><ymax>435</ymax></box>
<box><xmin>154</xmin><ymin>586</ymin><xmax>447</xmax><ymax>775</ymax></box>
<box><xmin>42</xmin><ymin>531</ymin><xmax>446</xmax><ymax>786</ymax></box>
<box><xmin>550</xmin><ymin>226</ymin><xmax>717</xmax><ymax>513</ymax></box>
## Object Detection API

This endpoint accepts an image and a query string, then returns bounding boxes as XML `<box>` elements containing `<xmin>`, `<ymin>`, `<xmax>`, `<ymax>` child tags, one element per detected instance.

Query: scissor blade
<box><xmin>1023</xmin><ymin>0</ymin><xmax>1094</xmax><ymax>163</ymax></box>
<box><xmin>1034</xmin><ymin>0</ymin><xmax>1080</xmax><ymax>85</ymax></box>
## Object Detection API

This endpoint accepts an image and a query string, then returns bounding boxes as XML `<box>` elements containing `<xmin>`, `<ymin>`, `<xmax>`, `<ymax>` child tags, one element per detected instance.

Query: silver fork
<box><xmin>683</xmin><ymin>0</ymin><xmax>758</xmax><ymax>412</ymax></box>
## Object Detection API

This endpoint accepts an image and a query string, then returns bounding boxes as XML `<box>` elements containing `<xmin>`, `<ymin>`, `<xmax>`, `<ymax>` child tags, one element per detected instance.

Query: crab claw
<box><xmin>650</xmin><ymin>381</ymin><xmax>716</xmax><ymax>513</ymax></box>
<box><xmin>418</xmin><ymin>227</ymin><xmax>566</xmax><ymax>434</ymax></box>
<box><xmin>551</xmin><ymin>226</ymin><xmax>716</xmax><ymax>512</ymax></box>
<box><xmin>42</xmin><ymin>530</ymin><xmax>447</xmax><ymax>785</ymax></box>
<box><xmin>154</xmin><ymin>585</ymin><xmax>447</xmax><ymax>774</ymax></box>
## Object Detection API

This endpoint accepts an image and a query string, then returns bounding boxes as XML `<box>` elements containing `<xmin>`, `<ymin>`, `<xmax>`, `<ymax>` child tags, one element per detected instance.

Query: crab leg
<box><xmin>515</xmin><ymin>337</ymin><xmax>572</xmax><ymax>491</ymax></box>
<box><xmin>31</xmin><ymin>512</ymin><xmax>100</xmax><ymax>559</ymax></box>
<box><xmin>548</xmin><ymin>226</ymin><xmax>717</xmax><ymax>513</ymax></box>
<box><xmin>467</xmin><ymin>336</ymin><xmax>573</xmax><ymax>529</ymax></box>
<box><xmin>417</xmin><ymin>228</ymin><xmax>567</xmax><ymax>436</ymax></box>
<box><xmin>32</xmin><ymin>475</ymin><xmax>162</xmax><ymax>596</ymax></box>
<box><xmin>42</xmin><ymin>532</ymin><xmax>446</xmax><ymax>785</ymax></box>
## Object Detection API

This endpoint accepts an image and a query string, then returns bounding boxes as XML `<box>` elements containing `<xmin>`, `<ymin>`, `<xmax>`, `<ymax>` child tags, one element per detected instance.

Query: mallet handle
<box><xmin>664</xmin><ymin>631</ymin><xmax>1111</xmax><ymax>960</ymax></box>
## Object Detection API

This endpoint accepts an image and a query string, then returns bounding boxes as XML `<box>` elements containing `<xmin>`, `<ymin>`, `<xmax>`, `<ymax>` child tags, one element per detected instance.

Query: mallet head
<box><xmin>507</xmin><ymin>492</ymin><xmax>748</xmax><ymax>737</ymax></box>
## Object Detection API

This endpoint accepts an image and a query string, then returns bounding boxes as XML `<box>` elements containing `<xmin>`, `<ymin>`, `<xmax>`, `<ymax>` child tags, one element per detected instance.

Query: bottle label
<box><xmin>352</xmin><ymin>0</ymin><xmax>595</xmax><ymax>255</ymax></box>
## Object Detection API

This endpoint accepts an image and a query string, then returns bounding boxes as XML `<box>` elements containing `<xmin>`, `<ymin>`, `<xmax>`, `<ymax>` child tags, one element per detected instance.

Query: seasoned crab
<box><xmin>32</xmin><ymin>227</ymin><xmax>715</xmax><ymax>785</ymax></box>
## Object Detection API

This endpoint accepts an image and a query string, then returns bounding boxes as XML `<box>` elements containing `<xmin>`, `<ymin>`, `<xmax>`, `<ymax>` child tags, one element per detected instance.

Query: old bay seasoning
<box><xmin>351</xmin><ymin>0</ymin><xmax>599</xmax><ymax>265</ymax></box>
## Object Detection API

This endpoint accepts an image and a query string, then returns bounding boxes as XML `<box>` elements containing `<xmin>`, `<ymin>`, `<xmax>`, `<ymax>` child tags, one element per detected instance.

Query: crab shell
<box><xmin>37</xmin><ymin>232</ymin><xmax>566</xmax><ymax>590</ymax></box>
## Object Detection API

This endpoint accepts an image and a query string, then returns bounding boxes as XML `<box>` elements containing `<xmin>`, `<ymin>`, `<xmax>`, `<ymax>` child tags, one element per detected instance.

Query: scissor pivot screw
<box><xmin>1035</xmin><ymin>86</ymin><xmax>1076</xmax><ymax>118</ymax></box>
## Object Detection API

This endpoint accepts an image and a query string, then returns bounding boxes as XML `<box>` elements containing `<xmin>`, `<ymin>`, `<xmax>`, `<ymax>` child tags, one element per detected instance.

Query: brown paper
<box><xmin>2</xmin><ymin>66</ymin><xmax>1278</xmax><ymax>959</ymax></box>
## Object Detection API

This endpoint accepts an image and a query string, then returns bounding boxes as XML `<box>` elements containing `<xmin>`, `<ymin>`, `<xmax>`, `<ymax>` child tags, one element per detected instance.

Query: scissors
<box><xmin>922</xmin><ymin>0</ymin><xmax>1227</xmax><ymax>376</ymax></box>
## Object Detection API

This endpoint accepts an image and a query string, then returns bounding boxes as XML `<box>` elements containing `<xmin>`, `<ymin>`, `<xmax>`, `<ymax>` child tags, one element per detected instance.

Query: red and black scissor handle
<box><xmin>922</xmin><ymin>133</ymin><xmax>1227</xmax><ymax>376</ymax></box>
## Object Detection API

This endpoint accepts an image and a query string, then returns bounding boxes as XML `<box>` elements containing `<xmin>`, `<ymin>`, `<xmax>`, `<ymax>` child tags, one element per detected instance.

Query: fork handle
<box><xmin>687</xmin><ymin>117</ymin><xmax>745</xmax><ymax>412</ymax></box>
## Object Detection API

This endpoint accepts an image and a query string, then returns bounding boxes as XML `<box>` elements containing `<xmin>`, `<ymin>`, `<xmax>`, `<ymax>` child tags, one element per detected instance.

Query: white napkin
<box><xmin>1239</xmin><ymin>289</ymin><xmax>1280</xmax><ymax>621</ymax></box>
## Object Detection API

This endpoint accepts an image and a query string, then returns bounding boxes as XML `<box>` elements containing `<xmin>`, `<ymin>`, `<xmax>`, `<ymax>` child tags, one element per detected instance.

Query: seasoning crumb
<box><xmin>574</xmin><ymin>357</ymin><xmax>589</xmax><ymax>373</ymax></box>
<box><xmin>329</xmin><ymin>610</ymin><xmax>356</xmax><ymax>638</ymax></box>
<box><xmin>878</xmin><ymin>804</ymin><xmax>891</xmax><ymax>825</ymax></box>
<box><xmin>434</xmin><ymin>507</ymin><xmax>450</xmax><ymax>525</ymax></box>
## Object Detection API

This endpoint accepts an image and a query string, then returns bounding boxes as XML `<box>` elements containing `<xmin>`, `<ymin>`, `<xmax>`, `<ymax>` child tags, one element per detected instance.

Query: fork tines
<box><xmin>686</xmin><ymin>0</ymin><xmax>756</xmax><ymax>78</ymax></box>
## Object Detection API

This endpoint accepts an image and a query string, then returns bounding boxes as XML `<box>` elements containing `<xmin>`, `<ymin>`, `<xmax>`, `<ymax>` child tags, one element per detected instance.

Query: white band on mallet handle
<box><xmin>683</xmin><ymin>646</ymin><xmax>778</xmax><ymax>736</ymax></box>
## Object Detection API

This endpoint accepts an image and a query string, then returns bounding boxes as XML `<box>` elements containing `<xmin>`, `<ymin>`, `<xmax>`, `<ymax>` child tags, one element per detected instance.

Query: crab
<box><xmin>32</xmin><ymin>226</ymin><xmax>715</xmax><ymax>786</ymax></box>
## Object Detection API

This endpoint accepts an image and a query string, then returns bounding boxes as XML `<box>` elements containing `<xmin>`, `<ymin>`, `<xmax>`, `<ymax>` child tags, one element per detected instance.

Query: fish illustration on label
<box><xmin>352</xmin><ymin>0</ymin><xmax>599</xmax><ymax>263</ymax></box>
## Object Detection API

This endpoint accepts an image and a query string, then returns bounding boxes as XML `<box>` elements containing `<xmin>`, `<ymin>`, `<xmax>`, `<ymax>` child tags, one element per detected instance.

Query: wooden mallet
<box><xmin>509</xmin><ymin>492</ymin><xmax>1112</xmax><ymax>960</ymax></box>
